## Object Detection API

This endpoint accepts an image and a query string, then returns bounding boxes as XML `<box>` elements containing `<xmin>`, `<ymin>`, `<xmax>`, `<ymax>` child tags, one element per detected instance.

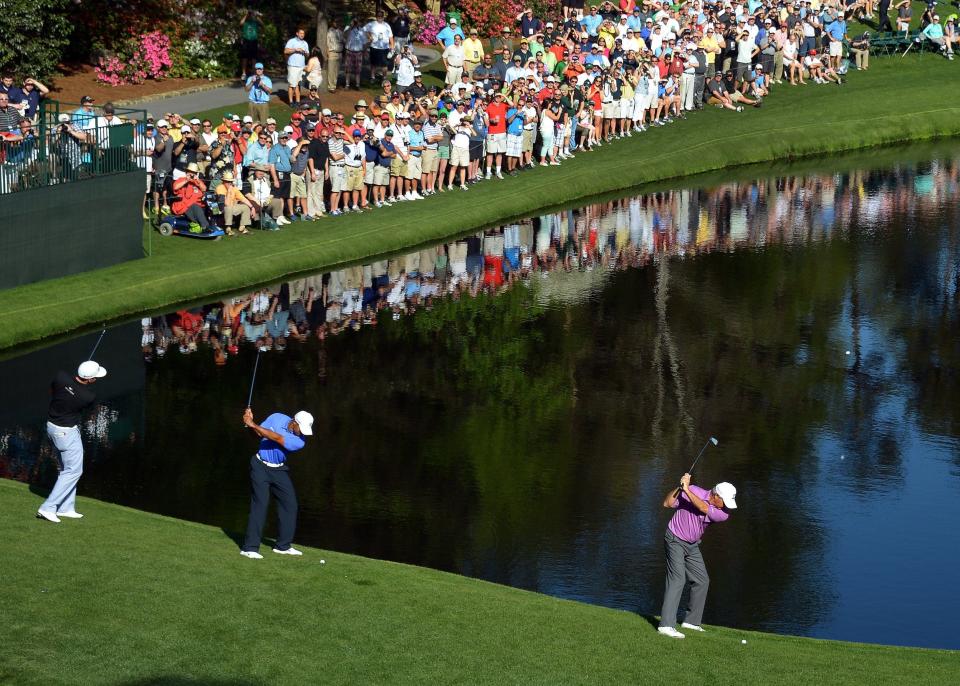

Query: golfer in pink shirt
<box><xmin>657</xmin><ymin>472</ymin><xmax>737</xmax><ymax>638</ymax></box>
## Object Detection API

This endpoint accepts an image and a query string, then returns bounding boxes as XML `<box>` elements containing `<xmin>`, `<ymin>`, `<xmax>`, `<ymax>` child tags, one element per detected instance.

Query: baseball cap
<box><xmin>57</xmin><ymin>113</ymin><xmax>70</xmax><ymax>123</ymax></box>
<box><xmin>254</xmin><ymin>62</ymin><xmax>264</xmax><ymax>69</ymax></box>
<box><xmin>180</xmin><ymin>124</ymin><xmax>191</xmax><ymax>132</ymax></box>
<box><xmin>243</xmin><ymin>115</ymin><xmax>253</xmax><ymax>123</ymax></box>
<box><xmin>266</xmin><ymin>117</ymin><xmax>276</xmax><ymax>124</ymax></box>
<box><xmin>294</xmin><ymin>410</ymin><xmax>314</xmax><ymax>436</ymax></box>
<box><xmin>714</xmin><ymin>482</ymin><xmax>737</xmax><ymax>509</ymax></box>
<box><xmin>78</xmin><ymin>360</ymin><xmax>107</xmax><ymax>379</ymax></box>
<box><xmin>189</xmin><ymin>118</ymin><xmax>201</xmax><ymax>125</ymax></box>
<box><xmin>322</xmin><ymin>108</ymin><xmax>333</xmax><ymax>116</ymax></box>
<box><xmin>80</xmin><ymin>95</ymin><xmax>95</xmax><ymax>104</ymax></box>
<box><xmin>384</xmin><ymin>129</ymin><xmax>394</xmax><ymax>136</ymax></box>
<box><xmin>352</xmin><ymin>128</ymin><xmax>363</xmax><ymax>136</ymax></box>
<box><xmin>156</xmin><ymin>118</ymin><xmax>169</xmax><ymax>128</ymax></box>
<box><xmin>414</xmin><ymin>71</ymin><xmax>422</xmax><ymax>76</ymax></box>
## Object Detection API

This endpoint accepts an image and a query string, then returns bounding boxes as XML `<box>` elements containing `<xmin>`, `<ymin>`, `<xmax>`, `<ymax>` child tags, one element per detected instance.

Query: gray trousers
<box><xmin>659</xmin><ymin>528</ymin><xmax>710</xmax><ymax>628</ymax></box>
<box><xmin>41</xmin><ymin>423</ymin><xmax>83</xmax><ymax>513</ymax></box>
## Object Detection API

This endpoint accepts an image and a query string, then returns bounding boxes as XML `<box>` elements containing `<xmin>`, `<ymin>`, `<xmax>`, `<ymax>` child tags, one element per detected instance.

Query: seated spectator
<box><xmin>170</xmin><ymin>162</ymin><xmax>209</xmax><ymax>231</ymax></box>
<box><xmin>245</xmin><ymin>164</ymin><xmax>288</xmax><ymax>227</ymax></box>
<box><xmin>216</xmin><ymin>171</ymin><xmax>254</xmax><ymax>235</ymax></box>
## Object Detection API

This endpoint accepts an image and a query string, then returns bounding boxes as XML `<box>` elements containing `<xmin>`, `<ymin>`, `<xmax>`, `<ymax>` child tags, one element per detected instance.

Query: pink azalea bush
<box><xmin>96</xmin><ymin>31</ymin><xmax>172</xmax><ymax>86</ymax></box>
<box><xmin>413</xmin><ymin>11</ymin><xmax>447</xmax><ymax>44</ymax></box>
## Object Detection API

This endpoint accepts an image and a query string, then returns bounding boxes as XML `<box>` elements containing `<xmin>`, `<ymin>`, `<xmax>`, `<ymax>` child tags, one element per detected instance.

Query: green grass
<box><xmin>1</xmin><ymin>480</ymin><xmax>955</xmax><ymax>685</ymax></box>
<box><xmin>1</xmin><ymin>55</ymin><xmax>960</xmax><ymax>351</ymax></box>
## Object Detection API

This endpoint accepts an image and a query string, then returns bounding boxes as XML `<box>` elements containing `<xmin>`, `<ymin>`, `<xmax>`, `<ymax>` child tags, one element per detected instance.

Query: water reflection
<box><xmin>2</xmin><ymin>157</ymin><xmax>960</xmax><ymax>650</ymax></box>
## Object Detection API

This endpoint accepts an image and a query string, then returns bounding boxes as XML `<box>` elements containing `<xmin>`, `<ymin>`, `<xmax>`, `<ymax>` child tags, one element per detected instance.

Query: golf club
<box><xmin>87</xmin><ymin>327</ymin><xmax>107</xmax><ymax>361</ymax></box>
<box><xmin>673</xmin><ymin>436</ymin><xmax>719</xmax><ymax>497</ymax></box>
<box><xmin>246</xmin><ymin>348</ymin><xmax>261</xmax><ymax>409</ymax></box>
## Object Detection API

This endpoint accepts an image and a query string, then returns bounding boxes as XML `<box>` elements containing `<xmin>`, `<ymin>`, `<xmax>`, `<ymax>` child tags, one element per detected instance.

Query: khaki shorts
<box><xmin>289</xmin><ymin>172</ymin><xmax>307</xmax><ymax>198</ymax></box>
<box><xmin>486</xmin><ymin>133</ymin><xmax>506</xmax><ymax>154</ymax></box>
<box><xmin>373</xmin><ymin>165</ymin><xmax>390</xmax><ymax>186</ymax></box>
<box><xmin>345</xmin><ymin>166</ymin><xmax>364</xmax><ymax>191</ymax></box>
<box><xmin>450</xmin><ymin>145</ymin><xmax>469</xmax><ymax>167</ymax></box>
<box><xmin>329</xmin><ymin>165</ymin><xmax>346</xmax><ymax>192</ymax></box>
<box><xmin>390</xmin><ymin>157</ymin><xmax>407</xmax><ymax>177</ymax></box>
<box><xmin>422</xmin><ymin>148</ymin><xmax>438</xmax><ymax>173</ymax></box>
<box><xmin>522</xmin><ymin>129</ymin><xmax>535</xmax><ymax>153</ymax></box>
<box><xmin>287</xmin><ymin>65</ymin><xmax>305</xmax><ymax>86</ymax></box>
<box><xmin>364</xmin><ymin>164</ymin><xmax>376</xmax><ymax>186</ymax></box>
<box><xmin>602</xmin><ymin>102</ymin><xmax>618</xmax><ymax>118</ymax></box>
<box><xmin>405</xmin><ymin>155</ymin><xmax>422</xmax><ymax>180</ymax></box>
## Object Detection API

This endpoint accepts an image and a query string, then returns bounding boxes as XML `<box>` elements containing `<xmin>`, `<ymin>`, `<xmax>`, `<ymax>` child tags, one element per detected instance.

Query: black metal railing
<box><xmin>0</xmin><ymin>100</ymin><xmax>148</xmax><ymax>193</ymax></box>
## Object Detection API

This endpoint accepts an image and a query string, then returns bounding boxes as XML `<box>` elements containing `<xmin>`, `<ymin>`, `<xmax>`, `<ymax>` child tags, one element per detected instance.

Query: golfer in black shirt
<box><xmin>37</xmin><ymin>360</ymin><xmax>106</xmax><ymax>523</ymax></box>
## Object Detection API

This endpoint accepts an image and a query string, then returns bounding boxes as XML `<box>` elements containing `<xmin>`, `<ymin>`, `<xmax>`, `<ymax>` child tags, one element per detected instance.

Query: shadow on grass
<box><xmin>220</xmin><ymin>526</ymin><xmax>276</xmax><ymax>551</ymax></box>
<box><xmin>114</xmin><ymin>677</ymin><xmax>262</xmax><ymax>686</ymax></box>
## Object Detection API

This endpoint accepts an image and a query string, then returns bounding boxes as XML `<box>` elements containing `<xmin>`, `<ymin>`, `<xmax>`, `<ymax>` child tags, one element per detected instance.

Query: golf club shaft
<box><xmin>88</xmin><ymin>327</ymin><xmax>106</xmax><ymax>361</ymax></box>
<box><xmin>673</xmin><ymin>438</ymin><xmax>715</xmax><ymax>497</ymax></box>
<box><xmin>246</xmin><ymin>349</ymin><xmax>261</xmax><ymax>408</ymax></box>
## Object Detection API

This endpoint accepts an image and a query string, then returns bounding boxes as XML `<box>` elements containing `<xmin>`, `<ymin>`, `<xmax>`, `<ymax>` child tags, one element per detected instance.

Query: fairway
<box><xmin>1</xmin><ymin>481</ymin><xmax>956</xmax><ymax>685</ymax></box>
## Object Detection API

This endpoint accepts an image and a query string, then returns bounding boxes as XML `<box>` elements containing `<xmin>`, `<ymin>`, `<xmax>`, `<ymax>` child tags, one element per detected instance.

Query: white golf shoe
<box><xmin>681</xmin><ymin>622</ymin><xmax>706</xmax><ymax>632</ymax></box>
<box><xmin>57</xmin><ymin>511</ymin><xmax>84</xmax><ymax>519</ymax></box>
<box><xmin>36</xmin><ymin>509</ymin><xmax>60</xmax><ymax>523</ymax></box>
<box><xmin>657</xmin><ymin>626</ymin><xmax>685</xmax><ymax>639</ymax></box>
<box><xmin>272</xmin><ymin>546</ymin><xmax>303</xmax><ymax>556</ymax></box>
<box><xmin>240</xmin><ymin>550</ymin><xmax>263</xmax><ymax>559</ymax></box>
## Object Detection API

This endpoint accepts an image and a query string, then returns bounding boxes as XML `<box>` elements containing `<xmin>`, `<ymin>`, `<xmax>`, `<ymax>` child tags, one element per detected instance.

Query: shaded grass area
<box><xmin>1</xmin><ymin>480</ymin><xmax>956</xmax><ymax>685</ymax></box>
<box><xmin>1</xmin><ymin>56</ymin><xmax>960</xmax><ymax>351</ymax></box>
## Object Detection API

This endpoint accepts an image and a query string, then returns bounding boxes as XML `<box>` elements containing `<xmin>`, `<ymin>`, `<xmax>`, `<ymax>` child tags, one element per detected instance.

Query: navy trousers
<box><xmin>242</xmin><ymin>456</ymin><xmax>298</xmax><ymax>552</ymax></box>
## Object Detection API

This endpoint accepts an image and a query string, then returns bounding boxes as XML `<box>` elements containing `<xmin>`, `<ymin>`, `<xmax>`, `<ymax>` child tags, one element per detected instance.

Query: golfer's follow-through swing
<box><xmin>657</xmin><ymin>437</ymin><xmax>738</xmax><ymax>639</ymax></box>
<box><xmin>239</xmin><ymin>350</ymin><xmax>315</xmax><ymax>559</ymax></box>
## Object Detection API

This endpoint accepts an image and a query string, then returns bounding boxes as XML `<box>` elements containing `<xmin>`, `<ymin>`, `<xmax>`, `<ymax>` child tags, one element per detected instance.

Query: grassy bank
<box><xmin>1</xmin><ymin>56</ymin><xmax>959</xmax><ymax>351</ymax></box>
<box><xmin>1</xmin><ymin>480</ymin><xmax>955</xmax><ymax>685</ymax></box>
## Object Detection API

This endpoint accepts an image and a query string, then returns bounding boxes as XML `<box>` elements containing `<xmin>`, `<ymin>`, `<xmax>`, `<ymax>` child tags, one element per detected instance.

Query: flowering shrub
<box><xmin>413</xmin><ymin>11</ymin><xmax>447</xmax><ymax>44</ymax></box>
<box><xmin>458</xmin><ymin>0</ymin><xmax>562</xmax><ymax>36</ymax></box>
<box><xmin>95</xmin><ymin>31</ymin><xmax>172</xmax><ymax>86</ymax></box>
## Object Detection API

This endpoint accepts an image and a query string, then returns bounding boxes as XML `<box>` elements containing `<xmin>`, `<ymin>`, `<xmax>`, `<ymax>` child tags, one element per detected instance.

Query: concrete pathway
<box><xmin>132</xmin><ymin>46</ymin><xmax>440</xmax><ymax>117</ymax></box>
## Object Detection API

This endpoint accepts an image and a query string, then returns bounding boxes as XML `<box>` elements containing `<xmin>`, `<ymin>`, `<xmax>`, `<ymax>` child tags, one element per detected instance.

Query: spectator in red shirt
<box><xmin>485</xmin><ymin>91</ymin><xmax>509</xmax><ymax>179</ymax></box>
<box><xmin>170</xmin><ymin>162</ymin><xmax>209</xmax><ymax>230</ymax></box>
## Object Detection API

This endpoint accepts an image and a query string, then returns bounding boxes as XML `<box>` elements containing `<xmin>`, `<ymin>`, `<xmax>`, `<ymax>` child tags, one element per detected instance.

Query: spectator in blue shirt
<box><xmin>517</xmin><ymin>8</ymin><xmax>544</xmax><ymax>37</ymax></box>
<box><xmin>245</xmin><ymin>62</ymin><xmax>273</xmax><ymax>124</ymax></box>
<box><xmin>436</xmin><ymin>17</ymin><xmax>465</xmax><ymax>48</ymax></box>
<box><xmin>581</xmin><ymin>7</ymin><xmax>604</xmax><ymax>37</ymax></box>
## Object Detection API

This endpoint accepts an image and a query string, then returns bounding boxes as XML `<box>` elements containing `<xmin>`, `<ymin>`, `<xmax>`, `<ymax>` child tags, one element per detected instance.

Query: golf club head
<box><xmin>710</xmin><ymin>437</ymin><xmax>718</xmax><ymax>446</ymax></box>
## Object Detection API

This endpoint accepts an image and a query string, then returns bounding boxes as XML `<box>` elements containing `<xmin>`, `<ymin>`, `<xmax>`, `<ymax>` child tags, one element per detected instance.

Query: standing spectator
<box><xmin>518</xmin><ymin>8</ymin><xmax>545</xmax><ymax>38</ymax></box>
<box><xmin>343</xmin><ymin>128</ymin><xmax>367</xmax><ymax>211</ymax></box>
<box><xmin>463</xmin><ymin>29</ymin><xmax>485</xmax><ymax>76</ymax></box>
<box><xmin>327</xmin><ymin>18</ymin><xmax>345</xmax><ymax>93</ymax></box>
<box><xmin>391</xmin><ymin>6</ymin><xmax>412</xmax><ymax>55</ymax></box>
<box><xmin>269</xmin><ymin>128</ymin><xmax>293</xmax><ymax>220</ymax></box>
<box><xmin>826</xmin><ymin>14</ymin><xmax>848</xmax><ymax>71</ymax></box>
<box><xmin>364</xmin><ymin>12</ymin><xmax>395</xmax><ymax>84</ymax></box>
<box><xmin>491</xmin><ymin>26</ymin><xmax>515</xmax><ymax>55</ymax></box>
<box><xmin>485</xmin><ymin>91</ymin><xmax>508</xmax><ymax>179</ymax></box>
<box><xmin>285</xmin><ymin>28</ymin><xmax>310</xmax><ymax>105</ymax></box>
<box><xmin>152</xmin><ymin>119</ymin><xmax>174</xmax><ymax>209</ymax></box>
<box><xmin>436</xmin><ymin>17</ymin><xmax>465</xmax><ymax>48</ymax></box>
<box><xmin>327</xmin><ymin>128</ymin><xmax>347</xmax><ymax>215</ymax></box>
<box><xmin>289</xmin><ymin>130</ymin><xmax>311</xmax><ymax>219</ymax></box>
<box><xmin>305</xmin><ymin>47</ymin><xmax>324</xmax><ymax>92</ymax></box>
<box><xmin>239</xmin><ymin>10</ymin><xmax>264</xmax><ymax>80</ymax></box>
<box><xmin>395</xmin><ymin>45</ymin><xmax>419</xmax><ymax>91</ymax></box>
<box><xmin>307</xmin><ymin>127</ymin><xmax>330</xmax><ymax>216</ymax></box>
<box><xmin>443</xmin><ymin>35</ymin><xmax>467</xmax><ymax>86</ymax></box>
<box><xmin>7</xmin><ymin>77</ymin><xmax>48</xmax><ymax>123</ymax></box>
<box><xmin>878</xmin><ymin>0</ymin><xmax>893</xmax><ymax>33</ymax></box>
<box><xmin>245</xmin><ymin>63</ymin><xmax>272</xmax><ymax>124</ymax></box>
<box><xmin>0</xmin><ymin>92</ymin><xmax>20</xmax><ymax>133</ymax></box>
<box><xmin>345</xmin><ymin>17</ymin><xmax>367</xmax><ymax>90</ymax></box>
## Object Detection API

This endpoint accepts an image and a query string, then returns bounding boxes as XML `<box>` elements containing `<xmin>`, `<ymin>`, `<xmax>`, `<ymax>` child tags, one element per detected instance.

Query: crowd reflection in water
<box><xmin>141</xmin><ymin>158</ymin><xmax>959</xmax><ymax>362</ymax></box>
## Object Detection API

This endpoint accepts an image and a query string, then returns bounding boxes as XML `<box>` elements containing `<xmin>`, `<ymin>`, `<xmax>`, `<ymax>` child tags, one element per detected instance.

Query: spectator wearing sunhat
<box><xmin>36</xmin><ymin>360</ymin><xmax>108</xmax><ymax>523</ymax></box>
<box><xmin>245</xmin><ymin>62</ymin><xmax>272</xmax><ymax>124</ymax></box>
<box><xmin>216</xmin><ymin>171</ymin><xmax>254</xmax><ymax>235</ymax></box>
<box><xmin>246</xmin><ymin>163</ymin><xmax>289</xmax><ymax>227</ymax></box>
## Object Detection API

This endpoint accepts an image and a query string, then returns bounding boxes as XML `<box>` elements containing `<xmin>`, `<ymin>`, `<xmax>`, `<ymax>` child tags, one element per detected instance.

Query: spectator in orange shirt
<box><xmin>170</xmin><ymin>162</ymin><xmax>209</xmax><ymax>230</ymax></box>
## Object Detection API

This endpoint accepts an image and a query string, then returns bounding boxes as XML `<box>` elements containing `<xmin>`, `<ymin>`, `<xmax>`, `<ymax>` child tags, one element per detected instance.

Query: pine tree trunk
<box><xmin>316</xmin><ymin>0</ymin><xmax>330</xmax><ymax>63</ymax></box>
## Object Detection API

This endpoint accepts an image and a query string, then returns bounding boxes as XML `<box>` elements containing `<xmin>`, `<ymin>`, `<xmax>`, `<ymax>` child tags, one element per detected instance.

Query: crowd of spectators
<box><xmin>140</xmin><ymin>0</ymin><xmax>951</xmax><ymax>233</ymax></box>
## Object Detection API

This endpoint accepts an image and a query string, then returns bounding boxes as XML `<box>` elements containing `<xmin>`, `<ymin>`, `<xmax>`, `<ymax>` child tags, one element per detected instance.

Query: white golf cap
<box><xmin>714</xmin><ymin>482</ymin><xmax>737</xmax><ymax>509</ymax></box>
<box><xmin>189</xmin><ymin>118</ymin><xmax>201</xmax><ymax>124</ymax></box>
<box><xmin>77</xmin><ymin>360</ymin><xmax>107</xmax><ymax>380</ymax></box>
<box><xmin>294</xmin><ymin>410</ymin><xmax>314</xmax><ymax>436</ymax></box>
<box><xmin>156</xmin><ymin>118</ymin><xmax>169</xmax><ymax>128</ymax></box>
<box><xmin>242</xmin><ymin>115</ymin><xmax>253</xmax><ymax>123</ymax></box>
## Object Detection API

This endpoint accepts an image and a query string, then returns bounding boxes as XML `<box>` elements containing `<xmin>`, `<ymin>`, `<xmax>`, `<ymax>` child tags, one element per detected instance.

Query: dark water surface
<box><xmin>3</xmin><ymin>154</ymin><xmax>960</xmax><ymax>650</ymax></box>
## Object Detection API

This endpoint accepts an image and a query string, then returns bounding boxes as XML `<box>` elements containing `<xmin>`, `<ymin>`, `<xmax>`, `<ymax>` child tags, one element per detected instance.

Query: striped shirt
<box><xmin>327</xmin><ymin>138</ymin><xmax>345</xmax><ymax>166</ymax></box>
<box><xmin>422</xmin><ymin>121</ymin><xmax>442</xmax><ymax>149</ymax></box>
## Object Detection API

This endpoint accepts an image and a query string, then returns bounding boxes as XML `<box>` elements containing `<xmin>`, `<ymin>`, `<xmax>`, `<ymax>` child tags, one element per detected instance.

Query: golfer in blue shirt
<box><xmin>240</xmin><ymin>408</ymin><xmax>314</xmax><ymax>559</ymax></box>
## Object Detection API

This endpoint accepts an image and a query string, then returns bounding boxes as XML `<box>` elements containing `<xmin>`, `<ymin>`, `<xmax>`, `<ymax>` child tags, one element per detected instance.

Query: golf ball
<box><xmin>845</xmin><ymin>350</ymin><xmax>851</xmax><ymax>355</ymax></box>
<box><xmin>741</xmin><ymin>640</ymin><xmax>747</xmax><ymax>645</ymax></box>
<box><xmin>320</xmin><ymin>559</ymin><xmax>326</xmax><ymax>565</ymax></box>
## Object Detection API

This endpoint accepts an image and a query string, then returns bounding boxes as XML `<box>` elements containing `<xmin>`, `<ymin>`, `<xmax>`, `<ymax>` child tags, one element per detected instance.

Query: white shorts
<box><xmin>602</xmin><ymin>102</ymin><xmax>618</xmax><ymax>119</ymax></box>
<box><xmin>633</xmin><ymin>96</ymin><xmax>649</xmax><ymax>118</ymax></box>
<box><xmin>619</xmin><ymin>99</ymin><xmax>633</xmax><ymax>119</ymax></box>
<box><xmin>287</xmin><ymin>65</ymin><xmax>305</xmax><ymax>86</ymax></box>
<box><xmin>486</xmin><ymin>133</ymin><xmax>506</xmax><ymax>154</ymax></box>
<box><xmin>829</xmin><ymin>41</ymin><xmax>842</xmax><ymax>57</ymax></box>
<box><xmin>506</xmin><ymin>134</ymin><xmax>522</xmax><ymax>158</ymax></box>
<box><xmin>329</xmin><ymin>165</ymin><xmax>346</xmax><ymax>192</ymax></box>
<box><xmin>405</xmin><ymin>155</ymin><xmax>422</xmax><ymax>180</ymax></box>
<box><xmin>450</xmin><ymin>145</ymin><xmax>469</xmax><ymax>167</ymax></box>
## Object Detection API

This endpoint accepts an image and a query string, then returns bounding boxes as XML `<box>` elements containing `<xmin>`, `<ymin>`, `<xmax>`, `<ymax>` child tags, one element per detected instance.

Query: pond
<box><xmin>2</xmin><ymin>152</ymin><xmax>959</xmax><ymax>650</ymax></box>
